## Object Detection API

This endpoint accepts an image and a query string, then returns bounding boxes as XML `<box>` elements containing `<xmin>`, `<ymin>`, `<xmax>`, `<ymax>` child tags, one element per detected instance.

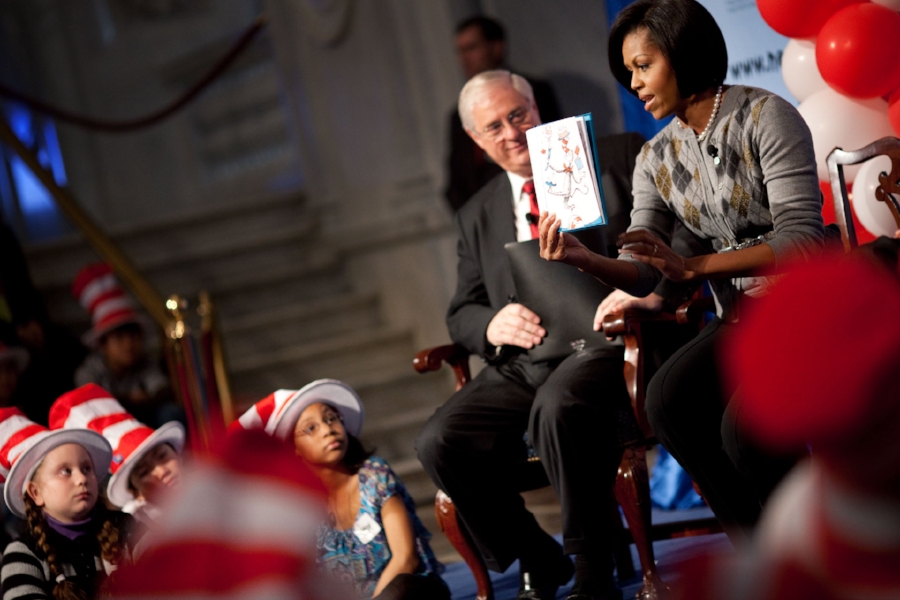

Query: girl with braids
<box><xmin>0</xmin><ymin>393</ymin><xmax>131</xmax><ymax>600</ymax></box>
<box><xmin>48</xmin><ymin>384</ymin><xmax>185</xmax><ymax>557</ymax></box>
<box><xmin>231</xmin><ymin>379</ymin><xmax>448</xmax><ymax>600</ymax></box>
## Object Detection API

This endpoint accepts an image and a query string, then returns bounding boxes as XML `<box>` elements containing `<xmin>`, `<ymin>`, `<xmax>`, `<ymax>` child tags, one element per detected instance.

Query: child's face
<box><xmin>100</xmin><ymin>327</ymin><xmax>145</xmax><ymax>373</ymax></box>
<box><xmin>293</xmin><ymin>402</ymin><xmax>348</xmax><ymax>466</ymax></box>
<box><xmin>128</xmin><ymin>442</ymin><xmax>181</xmax><ymax>505</ymax></box>
<box><xmin>27</xmin><ymin>443</ymin><xmax>99</xmax><ymax>523</ymax></box>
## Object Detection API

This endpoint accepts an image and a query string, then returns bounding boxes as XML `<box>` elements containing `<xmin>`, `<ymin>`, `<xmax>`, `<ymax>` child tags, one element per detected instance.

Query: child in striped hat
<box><xmin>0</xmin><ymin>392</ymin><xmax>133</xmax><ymax>600</ymax></box>
<box><xmin>51</xmin><ymin>383</ymin><xmax>186</xmax><ymax>533</ymax></box>
<box><xmin>107</xmin><ymin>428</ymin><xmax>339</xmax><ymax>600</ymax></box>
<box><xmin>71</xmin><ymin>263</ymin><xmax>177</xmax><ymax>429</ymax></box>
<box><xmin>232</xmin><ymin>379</ymin><xmax>450</xmax><ymax>600</ymax></box>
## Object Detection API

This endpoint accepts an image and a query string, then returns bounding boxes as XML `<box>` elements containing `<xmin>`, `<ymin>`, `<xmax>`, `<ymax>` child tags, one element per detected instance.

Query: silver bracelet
<box><xmin>720</xmin><ymin>233</ymin><xmax>773</xmax><ymax>253</ymax></box>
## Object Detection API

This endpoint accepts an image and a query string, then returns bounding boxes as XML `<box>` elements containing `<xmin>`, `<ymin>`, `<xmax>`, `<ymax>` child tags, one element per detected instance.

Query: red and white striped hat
<box><xmin>71</xmin><ymin>263</ymin><xmax>146</xmax><ymax>347</ymax></box>
<box><xmin>108</xmin><ymin>429</ymin><xmax>338</xmax><ymax>600</ymax></box>
<box><xmin>0</xmin><ymin>407</ymin><xmax>38</xmax><ymax>486</ymax></box>
<box><xmin>728</xmin><ymin>254</ymin><xmax>900</xmax><ymax>451</ymax></box>
<box><xmin>0</xmin><ymin>406</ymin><xmax>112</xmax><ymax>519</ymax></box>
<box><xmin>230</xmin><ymin>379</ymin><xmax>364</xmax><ymax>440</ymax></box>
<box><xmin>49</xmin><ymin>384</ymin><xmax>186</xmax><ymax>508</ymax></box>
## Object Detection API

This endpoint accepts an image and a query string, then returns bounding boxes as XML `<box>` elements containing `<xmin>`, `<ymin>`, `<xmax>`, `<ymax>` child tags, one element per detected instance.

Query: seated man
<box><xmin>416</xmin><ymin>70</ymin><xmax>694</xmax><ymax>600</ymax></box>
<box><xmin>72</xmin><ymin>263</ymin><xmax>181</xmax><ymax>428</ymax></box>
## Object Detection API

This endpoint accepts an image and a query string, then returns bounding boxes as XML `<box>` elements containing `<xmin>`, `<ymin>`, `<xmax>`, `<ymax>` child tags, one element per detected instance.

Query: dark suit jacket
<box><xmin>444</xmin><ymin>77</ymin><xmax>561</xmax><ymax>212</ymax></box>
<box><xmin>447</xmin><ymin>132</ymin><xmax>652</xmax><ymax>360</ymax></box>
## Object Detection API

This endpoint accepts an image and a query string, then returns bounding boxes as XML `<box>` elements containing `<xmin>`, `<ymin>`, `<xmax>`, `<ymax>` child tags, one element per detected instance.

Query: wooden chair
<box><xmin>827</xmin><ymin>136</ymin><xmax>900</xmax><ymax>250</ymax></box>
<box><xmin>414</xmin><ymin>301</ymin><xmax>720</xmax><ymax>600</ymax></box>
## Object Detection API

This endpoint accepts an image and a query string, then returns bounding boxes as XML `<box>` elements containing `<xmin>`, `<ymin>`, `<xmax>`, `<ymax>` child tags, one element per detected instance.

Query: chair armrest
<box><xmin>413</xmin><ymin>343</ymin><xmax>472</xmax><ymax>391</ymax></box>
<box><xmin>600</xmin><ymin>302</ymin><xmax>711</xmax><ymax>441</ymax></box>
<box><xmin>601</xmin><ymin>309</ymin><xmax>675</xmax><ymax>339</ymax></box>
<box><xmin>675</xmin><ymin>296</ymin><xmax>715</xmax><ymax>325</ymax></box>
<box><xmin>601</xmin><ymin>309</ymin><xmax>677</xmax><ymax>441</ymax></box>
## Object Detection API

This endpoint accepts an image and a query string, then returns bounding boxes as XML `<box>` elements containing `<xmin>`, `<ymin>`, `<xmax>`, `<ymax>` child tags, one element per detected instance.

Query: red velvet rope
<box><xmin>0</xmin><ymin>15</ymin><xmax>267</xmax><ymax>133</ymax></box>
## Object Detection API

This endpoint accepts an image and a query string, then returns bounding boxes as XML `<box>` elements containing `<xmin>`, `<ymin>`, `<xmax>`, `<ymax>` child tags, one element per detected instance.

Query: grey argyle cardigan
<box><xmin>620</xmin><ymin>85</ymin><xmax>824</xmax><ymax>320</ymax></box>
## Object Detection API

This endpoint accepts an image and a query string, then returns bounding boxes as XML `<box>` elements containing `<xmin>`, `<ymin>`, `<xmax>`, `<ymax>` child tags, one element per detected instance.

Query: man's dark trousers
<box><xmin>416</xmin><ymin>348</ymin><xmax>630</xmax><ymax>571</ymax></box>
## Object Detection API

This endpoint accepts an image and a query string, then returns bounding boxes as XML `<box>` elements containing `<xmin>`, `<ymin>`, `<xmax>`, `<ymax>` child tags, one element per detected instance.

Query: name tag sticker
<box><xmin>353</xmin><ymin>513</ymin><xmax>382</xmax><ymax>544</ymax></box>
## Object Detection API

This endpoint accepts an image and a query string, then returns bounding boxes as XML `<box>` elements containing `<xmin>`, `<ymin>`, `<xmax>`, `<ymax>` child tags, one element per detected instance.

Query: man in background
<box><xmin>445</xmin><ymin>16</ymin><xmax>561</xmax><ymax>212</ymax></box>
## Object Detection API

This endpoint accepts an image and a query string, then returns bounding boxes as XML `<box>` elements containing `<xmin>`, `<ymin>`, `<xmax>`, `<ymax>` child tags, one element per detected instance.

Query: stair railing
<box><xmin>0</xmin><ymin>116</ymin><xmax>233</xmax><ymax>444</ymax></box>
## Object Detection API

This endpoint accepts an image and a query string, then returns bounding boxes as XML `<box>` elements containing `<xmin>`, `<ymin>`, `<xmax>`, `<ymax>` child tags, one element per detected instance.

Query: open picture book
<box><xmin>526</xmin><ymin>113</ymin><xmax>607</xmax><ymax>231</ymax></box>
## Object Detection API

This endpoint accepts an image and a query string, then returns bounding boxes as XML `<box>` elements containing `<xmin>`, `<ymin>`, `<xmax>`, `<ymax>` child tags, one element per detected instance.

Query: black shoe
<box><xmin>517</xmin><ymin>553</ymin><xmax>575</xmax><ymax>600</ymax></box>
<box><xmin>516</xmin><ymin>572</ymin><xmax>546</xmax><ymax>599</ymax></box>
<box><xmin>568</xmin><ymin>552</ymin><xmax>623</xmax><ymax>600</ymax></box>
<box><xmin>516</xmin><ymin>573</ymin><xmax>558</xmax><ymax>600</ymax></box>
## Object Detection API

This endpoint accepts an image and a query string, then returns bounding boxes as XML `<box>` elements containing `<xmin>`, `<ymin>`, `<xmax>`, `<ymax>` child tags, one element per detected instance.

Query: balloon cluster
<box><xmin>758</xmin><ymin>0</ymin><xmax>900</xmax><ymax>238</ymax></box>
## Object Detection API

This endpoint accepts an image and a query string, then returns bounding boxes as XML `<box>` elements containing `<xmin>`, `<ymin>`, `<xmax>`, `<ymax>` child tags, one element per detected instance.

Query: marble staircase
<box><xmin>22</xmin><ymin>189</ymin><xmax>490</xmax><ymax>560</ymax></box>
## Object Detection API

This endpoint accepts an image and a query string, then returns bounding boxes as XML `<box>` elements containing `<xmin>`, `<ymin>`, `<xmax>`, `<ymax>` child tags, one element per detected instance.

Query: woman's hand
<box><xmin>593</xmin><ymin>291</ymin><xmax>665</xmax><ymax>330</ymax></box>
<box><xmin>538</xmin><ymin>212</ymin><xmax>593</xmax><ymax>269</ymax></box>
<box><xmin>617</xmin><ymin>230</ymin><xmax>695</xmax><ymax>282</ymax></box>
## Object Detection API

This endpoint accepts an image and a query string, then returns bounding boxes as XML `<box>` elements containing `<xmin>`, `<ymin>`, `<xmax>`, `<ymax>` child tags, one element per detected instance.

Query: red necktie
<box><xmin>522</xmin><ymin>180</ymin><xmax>540</xmax><ymax>239</ymax></box>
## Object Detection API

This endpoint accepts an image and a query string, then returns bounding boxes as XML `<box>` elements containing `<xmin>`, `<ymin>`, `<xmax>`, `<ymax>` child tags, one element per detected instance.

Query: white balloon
<box><xmin>873</xmin><ymin>0</ymin><xmax>900</xmax><ymax>12</ymax></box>
<box><xmin>797</xmin><ymin>89</ymin><xmax>892</xmax><ymax>182</ymax></box>
<box><xmin>781</xmin><ymin>39</ymin><xmax>827</xmax><ymax>103</ymax></box>
<box><xmin>851</xmin><ymin>156</ymin><xmax>899</xmax><ymax>237</ymax></box>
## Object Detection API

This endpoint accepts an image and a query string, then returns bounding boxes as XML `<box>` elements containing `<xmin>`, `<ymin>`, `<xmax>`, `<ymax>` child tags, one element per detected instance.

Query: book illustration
<box><xmin>541</xmin><ymin>124</ymin><xmax>589</xmax><ymax>213</ymax></box>
<box><xmin>527</xmin><ymin>114</ymin><xmax>606</xmax><ymax>231</ymax></box>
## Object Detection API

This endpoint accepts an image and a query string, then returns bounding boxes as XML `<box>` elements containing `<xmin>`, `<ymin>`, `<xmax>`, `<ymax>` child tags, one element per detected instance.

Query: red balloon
<box><xmin>816</xmin><ymin>4</ymin><xmax>900</xmax><ymax>99</ymax></box>
<box><xmin>820</xmin><ymin>180</ymin><xmax>836</xmax><ymax>226</ymax></box>
<box><xmin>890</xmin><ymin>89</ymin><xmax>900</xmax><ymax>137</ymax></box>
<box><xmin>757</xmin><ymin>0</ymin><xmax>865</xmax><ymax>39</ymax></box>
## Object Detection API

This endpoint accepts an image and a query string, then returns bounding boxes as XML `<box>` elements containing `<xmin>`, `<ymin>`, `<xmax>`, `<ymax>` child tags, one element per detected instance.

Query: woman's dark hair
<box><xmin>608</xmin><ymin>0</ymin><xmax>727</xmax><ymax>99</ymax></box>
<box><xmin>342</xmin><ymin>433</ymin><xmax>373</xmax><ymax>474</ymax></box>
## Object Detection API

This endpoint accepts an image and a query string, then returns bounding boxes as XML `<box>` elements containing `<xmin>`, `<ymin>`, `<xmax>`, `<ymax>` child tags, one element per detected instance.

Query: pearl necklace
<box><xmin>679</xmin><ymin>85</ymin><xmax>723</xmax><ymax>143</ymax></box>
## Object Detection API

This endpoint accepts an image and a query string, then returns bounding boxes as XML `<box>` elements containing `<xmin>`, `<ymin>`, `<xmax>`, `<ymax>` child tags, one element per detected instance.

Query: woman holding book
<box><xmin>539</xmin><ymin>0</ymin><xmax>824</xmax><ymax>539</ymax></box>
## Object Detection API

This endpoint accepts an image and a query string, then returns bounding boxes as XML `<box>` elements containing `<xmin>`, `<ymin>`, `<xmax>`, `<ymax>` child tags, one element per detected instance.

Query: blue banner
<box><xmin>697</xmin><ymin>0</ymin><xmax>792</xmax><ymax>102</ymax></box>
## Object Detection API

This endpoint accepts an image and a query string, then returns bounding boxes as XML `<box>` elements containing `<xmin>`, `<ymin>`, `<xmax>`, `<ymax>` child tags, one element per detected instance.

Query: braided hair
<box><xmin>23</xmin><ymin>494</ymin><xmax>127</xmax><ymax>600</ymax></box>
<box><xmin>94</xmin><ymin>500</ymin><xmax>126</xmax><ymax>567</ymax></box>
<box><xmin>24</xmin><ymin>494</ymin><xmax>85</xmax><ymax>600</ymax></box>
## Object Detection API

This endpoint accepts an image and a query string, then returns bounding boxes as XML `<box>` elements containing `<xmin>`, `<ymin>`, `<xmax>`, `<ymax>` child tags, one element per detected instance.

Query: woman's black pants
<box><xmin>644</xmin><ymin>317</ymin><xmax>799</xmax><ymax>541</ymax></box>
<box><xmin>373</xmin><ymin>572</ymin><xmax>450</xmax><ymax>600</ymax></box>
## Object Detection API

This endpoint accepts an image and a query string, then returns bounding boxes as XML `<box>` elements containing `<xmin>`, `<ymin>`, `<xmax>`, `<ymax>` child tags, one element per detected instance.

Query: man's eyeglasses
<box><xmin>481</xmin><ymin>107</ymin><xmax>532</xmax><ymax>140</ymax></box>
<box><xmin>295</xmin><ymin>411</ymin><xmax>343</xmax><ymax>437</ymax></box>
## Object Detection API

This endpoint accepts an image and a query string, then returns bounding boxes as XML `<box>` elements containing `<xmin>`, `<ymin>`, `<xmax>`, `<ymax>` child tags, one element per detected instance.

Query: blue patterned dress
<box><xmin>316</xmin><ymin>456</ymin><xmax>443</xmax><ymax>598</ymax></box>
